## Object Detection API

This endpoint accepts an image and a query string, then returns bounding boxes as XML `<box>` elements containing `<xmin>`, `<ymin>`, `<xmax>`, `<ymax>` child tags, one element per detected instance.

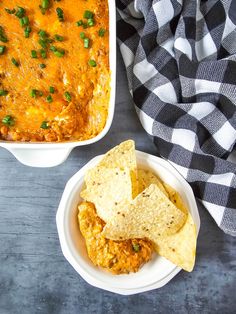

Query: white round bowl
<box><xmin>56</xmin><ymin>151</ymin><xmax>200</xmax><ymax>295</ymax></box>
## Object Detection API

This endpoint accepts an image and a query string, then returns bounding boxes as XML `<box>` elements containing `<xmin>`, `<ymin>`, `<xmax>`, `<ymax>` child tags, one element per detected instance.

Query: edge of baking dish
<box><xmin>0</xmin><ymin>0</ymin><xmax>116</xmax><ymax>167</ymax></box>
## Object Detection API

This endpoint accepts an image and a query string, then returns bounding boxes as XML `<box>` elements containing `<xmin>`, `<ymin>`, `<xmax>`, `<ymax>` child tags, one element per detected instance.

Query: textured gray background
<box><xmin>0</xmin><ymin>51</ymin><xmax>236</xmax><ymax>314</ymax></box>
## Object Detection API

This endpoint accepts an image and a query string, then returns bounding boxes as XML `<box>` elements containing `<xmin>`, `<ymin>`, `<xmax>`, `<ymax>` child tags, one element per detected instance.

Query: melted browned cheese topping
<box><xmin>0</xmin><ymin>0</ymin><xmax>110</xmax><ymax>142</ymax></box>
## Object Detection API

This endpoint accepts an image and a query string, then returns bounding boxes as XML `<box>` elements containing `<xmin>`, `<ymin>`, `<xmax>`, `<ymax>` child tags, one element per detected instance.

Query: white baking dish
<box><xmin>56</xmin><ymin>151</ymin><xmax>200</xmax><ymax>295</ymax></box>
<box><xmin>0</xmin><ymin>0</ymin><xmax>116</xmax><ymax>168</ymax></box>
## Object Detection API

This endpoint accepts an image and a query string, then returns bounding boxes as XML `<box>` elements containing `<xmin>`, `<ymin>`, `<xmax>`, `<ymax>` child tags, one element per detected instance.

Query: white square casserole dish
<box><xmin>0</xmin><ymin>0</ymin><xmax>116</xmax><ymax>168</ymax></box>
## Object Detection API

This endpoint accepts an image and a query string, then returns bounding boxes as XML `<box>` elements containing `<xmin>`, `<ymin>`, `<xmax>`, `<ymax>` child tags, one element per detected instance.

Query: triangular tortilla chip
<box><xmin>154</xmin><ymin>213</ymin><xmax>196</xmax><ymax>272</ymax></box>
<box><xmin>102</xmin><ymin>184</ymin><xmax>187</xmax><ymax>239</ymax></box>
<box><xmin>138</xmin><ymin>168</ymin><xmax>168</xmax><ymax>196</ymax></box>
<box><xmin>80</xmin><ymin>166</ymin><xmax>133</xmax><ymax>222</ymax></box>
<box><xmin>98</xmin><ymin>140</ymin><xmax>138</xmax><ymax>198</ymax></box>
<box><xmin>163</xmin><ymin>183</ymin><xmax>188</xmax><ymax>215</ymax></box>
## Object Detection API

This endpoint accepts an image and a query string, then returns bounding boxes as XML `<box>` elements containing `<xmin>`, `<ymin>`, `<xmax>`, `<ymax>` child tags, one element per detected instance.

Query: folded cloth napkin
<box><xmin>116</xmin><ymin>0</ymin><xmax>236</xmax><ymax>236</ymax></box>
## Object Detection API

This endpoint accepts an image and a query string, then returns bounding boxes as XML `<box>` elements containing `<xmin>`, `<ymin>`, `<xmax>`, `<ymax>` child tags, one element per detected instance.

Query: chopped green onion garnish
<box><xmin>38</xmin><ymin>39</ymin><xmax>48</xmax><ymax>49</ymax></box>
<box><xmin>30</xmin><ymin>89</ymin><xmax>37</xmax><ymax>98</ymax></box>
<box><xmin>76</xmin><ymin>20</ymin><xmax>83</xmax><ymax>27</ymax></box>
<box><xmin>20</xmin><ymin>16</ymin><xmax>29</xmax><ymax>27</ymax></box>
<box><xmin>24</xmin><ymin>26</ymin><xmax>31</xmax><ymax>38</ymax></box>
<box><xmin>31</xmin><ymin>50</ymin><xmax>38</xmax><ymax>58</ymax></box>
<box><xmin>2</xmin><ymin>115</ymin><xmax>14</xmax><ymax>126</ymax></box>
<box><xmin>56</xmin><ymin>7</ymin><xmax>64</xmax><ymax>22</ymax></box>
<box><xmin>46</xmin><ymin>95</ymin><xmax>53</xmax><ymax>103</ymax></box>
<box><xmin>80</xmin><ymin>32</ymin><xmax>85</xmax><ymax>39</ymax></box>
<box><xmin>87</xmin><ymin>18</ymin><xmax>95</xmax><ymax>27</ymax></box>
<box><xmin>5</xmin><ymin>8</ymin><xmax>15</xmax><ymax>14</ymax></box>
<box><xmin>0</xmin><ymin>45</ymin><xmax>6</xmax><ymax>55</ymax></box>
<box><xmin>11</xmin><ymin>58</ymin><xmax>19</xmax><ymax>67</ymax></box>
<box><xmin>132</xmin><ymin>243</ymin><xmax>140</xmax><ymax>252</ymax></box>
<box><xmin>0</xmin><ymin>26</ymin><xmax>8</xmax><ymax>43</ymax></box>
<box><xmin>42</xmin><ymin>0</ymin><xmax>50</xmax><ymax>9</ymax></box>
<box><xmin>84</xmin><ymin>10</ymin><xmax>94</xmax><ymax>19</ymax></box>
<box><xmin>88</xmin><ymin>59</ymin><xmax>97</xmax><ymax>67</ymax></box>
<box><xmin>54</xmin><ymin>34</ymin><xmax>64</xmax><ymax>42</ymax></box>
<box><xmin>39</xmin><ymin>63</ymin><xmax>46</xmax><ymax>69</ymax></box>
<box><xmin>49</xmin><ymin>45</ymin><xmax>57</xmax><ymax>52</ymax></box>
<box><xmin>41</xmin><ymin>121</ymin><xmax>49</xmax><ymax>129</ymax></box>
<box><xmin>54</xmin><ymin>50</ymin><xmax>64</xmax><ymax>57</ymax></box>
<box><xmin>39</xmin><ymin>0</ymin><xmax>50</xmax><ymax>15</ymax></box>
<box><xmin>50</xmin><ymin>46</ymin><xmax>65</xmax><ymax>57</ymax></box>
<box><xmin>38</xmin><ymin>30</ymin><xmax>48</xmax><ymax>38</ymax></box>
<box><xmin>98</xmin><ymin>28</ymin><xmax>106</xmax><ymax>37</ymax></box>
<box><xmin>40</xmin><ymin>49</ymin><xmax>47</xmax><ymax>59</ymax></box>
<box><xmin>83</xmin><ymin>23</ymin><xmax>88</xmax><ymax>29</ymax></box>
<box><xmin>15</xmin><ymin>7</ymin><xmax>25</xmax><ymax>18</ymax></box>
<box><xmin>0</xmin><ymin>90</ymin><xmax>8</xmax><ymax>96</ymax></box>
<box><xmin>64</xmin><ymin>91</ymin><xmax>71</xmax><ymax>102</ymax></box>
<box><xmin>49</xmin><ymin>86</ymin><xmax>55</xmax><ymax>94</ymax></box>
<box><xmin>39</xmin><ymin>91</ymin><xmax>44</xmax><ymax>97</ymax></box>
<box><xmin>84</xmin><ymin>38</ymin><xmax>90</xmax><ymax>48</ymax></box>
<box><xmin>5</xmin><ymin>8</ymin><xmax>16</xmax><ymax>14</ymax></box>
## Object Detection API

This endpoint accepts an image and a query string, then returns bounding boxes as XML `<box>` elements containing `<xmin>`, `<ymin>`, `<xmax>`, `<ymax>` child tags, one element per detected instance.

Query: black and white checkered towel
<box><xmin>116</xmin><ymin>0</ymin><xmax>236</xmax><ymax>236</ymax></box>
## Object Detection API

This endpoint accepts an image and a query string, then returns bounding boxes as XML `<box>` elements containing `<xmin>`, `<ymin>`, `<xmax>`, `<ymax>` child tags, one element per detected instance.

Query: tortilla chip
<box><xmin>163</xmin><ymin>183</ymin><xmax>188</xmax><ymax>215</ymax></box>
<box><xmin>138</xmin><ymin>168</ymin><xmax>168</xmax><ymax>196</ymax></box>
<box><xmin>98</xmin><ymin>140</ymin><xmax>138</xmax><ymax>198</ymax></box>
<box><xmin>154</xmin><ymin>213</ymin><xmax>196</xmax><ymax>272</ymax></box>
<box><xmin>80</xmin><ymin>166</ymin><xmax>133</xmax><ymax>222</ymax></box>
<box><xmin>102</xmin><ymin>184</ymin><xmax>187</xmax><ymax>240</ymax></box>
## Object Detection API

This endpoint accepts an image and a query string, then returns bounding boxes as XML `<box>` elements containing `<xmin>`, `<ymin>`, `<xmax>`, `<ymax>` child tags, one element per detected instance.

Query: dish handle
<box><xmin>7</xmin><ymin>147</ymin><xmax>72</xmax><ymax>167</ymax></box>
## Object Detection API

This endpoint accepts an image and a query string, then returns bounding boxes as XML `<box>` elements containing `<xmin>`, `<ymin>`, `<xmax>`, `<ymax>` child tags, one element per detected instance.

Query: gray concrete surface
<box><xmin>0</xmin><ymin>50</ymin><xmax>236</xmax><ymax>314</ymax></box>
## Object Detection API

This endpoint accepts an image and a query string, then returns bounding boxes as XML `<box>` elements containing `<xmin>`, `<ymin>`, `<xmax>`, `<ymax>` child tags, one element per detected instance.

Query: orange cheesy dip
<box><xmin>78</xmin><ymin>202</ymin><xmax>154</xmax><ymax>275</ymax></box>
<box><xmin>0</xmin><ymin>0</ymin><xmax>110</xmax><ymax>142</ymax></box>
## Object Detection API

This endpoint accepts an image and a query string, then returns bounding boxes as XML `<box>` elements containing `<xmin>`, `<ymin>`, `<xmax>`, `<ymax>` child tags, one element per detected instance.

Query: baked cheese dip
<box><xmin>0</xmin><ymin>0</ymin><xmax>110</xmax><ymax>142</ymax></box>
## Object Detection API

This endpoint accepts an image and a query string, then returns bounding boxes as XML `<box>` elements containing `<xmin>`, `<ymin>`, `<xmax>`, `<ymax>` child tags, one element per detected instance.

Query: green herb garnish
<box><xmin>76</xmin><ymin>20</ymin><xmax>83</xmax><ymax>27</ymax></box>
<box><xmin>87</xmin><ymin>18</ymin><xmax>95</xmax><ymax>27</ymax></box>
<box><xmin>84</xmin><ymin>38</ymin><xmax>90</xmax><ymax>48</ymax></box>
<box><xmin>11</xmin><ymin>58</ymin><xmax>19</xmax><ymax>67</ymax></box>
<box><xmin>80</xmin><ymin>32</ymin><xmax>85</xmax><ymax>39</ymax></box>
<box><xmin>38</xmin><ymin>39</ymin><xmax>48</xmax><ymax>49</ymax></box>
<box><xmin>56</xmin><ymin>7</ymin><xmax>64</xmax><ymax>22</ymax></box>
<box><xmin>46</xmin><ymin>95</ymin><xmax>53</xmax><ymax>103</ymax></box>
<box><xmin>84</xmin><ymin>10</ymin><xmax>94</xmax><ymax>19</ymax></box>
<box><xmin>39</xmin><ymin>63</ymin><xmax>46</xmax><ymax>69</ymax></box>
<box><xmin>54</xmin><ymin>34</ymin><xmax>64</xmax><ymax>42</ymax></box>
<box><xmin>15</xmin><ymin>7</ymin><xmax>25</xmax><ymax>18</ymax></box>
<box><xmin>64</xmin><ymin>91</ymin><xmax>71</xmax><ymax>102</ymax></box>
<box><xmin>24</xmin><ymin>26</ymin><xmax>32</xmax><ymax>38</ymax></box>
<box><xmin>98</xmin><ymin>28</ymin><xmax>106</xmax><ymax>37</ymax></box>
<box><xmin>0</xmin><ymin>45</ymin><xmax>6</xmax><ymax>55</ymax></box>
<box><xmin>0</xmin><ymin>90</ymin><xmax>8</xmax><ymax>96</ymax></box>
<box><xmin>39</xmin><ymin>0</ymin><xmax>51</xmax><ymax>15</ymax></box>
<box><xmin>2</xmin><ymin>115</ymin><xmax>14</xmax><ymax>126</ymax></box>
<box><xmin>31</xmin><ymin>50</ymin><xmax>38</xmax><ymax>58</ymax></box>
<box><xmin>5</xmin><ymin>8</ymin><xmax>16</xmax><ymax>15</ymax></box>
<box><xmin>132</xmin><ymin>243</ymin><xmax>140</xmax><ymax>252</ymax></box>
<box><xmin>40</xmin><ymin>121</ymin><xmax>49</xmax><ymax>129</ymax></box>
<box><xmin>30</xmin><ymin>89</ymin><xmax>38</xmax><ymax>98</ymax></box>
<box><xmin>20</xmin><ymin>16</ymin><xmax>29</xmax><ymax>27</ymax></box>
<box><xmin>88</xmin><ymin>59</ymin><xmax>96</xmax><ymax>67</ymax></box>
<box><xmin>40</xmin><ymin>49</ymin><xmax>47</xmax><ymax>59</ymax></box>
<box><xmin>0</xmin><ymin>26</ymin><xmax>8</xmax><ymax>43</ymax></box>
<box><xmin>49</xmin><ymin>86</ymin><xmax>55</xmax><ymax>94</ymax></box>
<box><xmin>50</xmin><ymin>46</ymin><xmax>65</xmax><ymax>57</ymax></box>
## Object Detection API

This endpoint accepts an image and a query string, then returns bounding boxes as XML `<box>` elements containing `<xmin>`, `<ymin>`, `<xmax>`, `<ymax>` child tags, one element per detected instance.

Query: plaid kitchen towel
<box><xmin>116</xmin><ymin>0</ymin><xmax>236</xmax><ymax>236</ymax></box>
